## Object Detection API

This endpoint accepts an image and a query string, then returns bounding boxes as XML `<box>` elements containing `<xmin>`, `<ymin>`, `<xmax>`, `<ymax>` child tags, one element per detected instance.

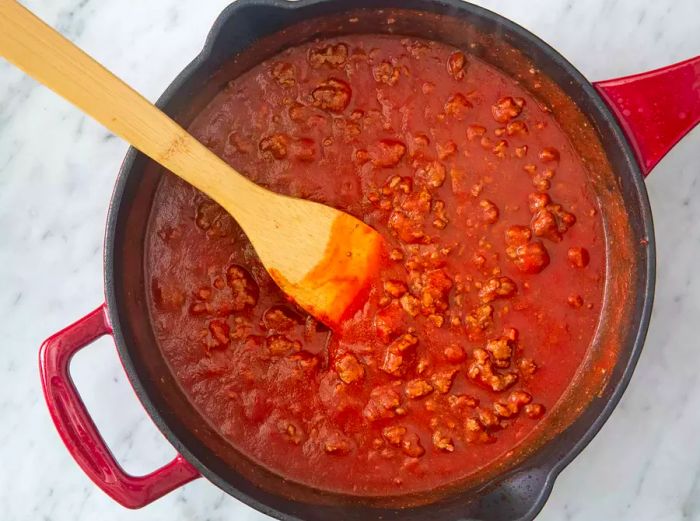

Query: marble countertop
<box><xmin>1</xmin><ymin>1</ymin><xmax>698</xmax><ymax>520</ymax></box>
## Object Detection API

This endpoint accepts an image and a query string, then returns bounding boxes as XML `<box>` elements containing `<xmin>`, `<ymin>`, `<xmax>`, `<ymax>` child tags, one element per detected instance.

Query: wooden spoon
<box><xmin>0</xmin><ymin>1</ymin><xmax>384</xmax><ymax>327</ymax></box>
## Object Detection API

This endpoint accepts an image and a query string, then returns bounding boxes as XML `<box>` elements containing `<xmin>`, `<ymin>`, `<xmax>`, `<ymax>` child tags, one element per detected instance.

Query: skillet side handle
<box><xmin>39</xmin><ymin>305</ymin><xmax>200</xmax><ymax>509</ymax></box>
<box><xmin>593</xmin><ymin>55</ymin><xmax>700</xmax><ymax>176</ymax></box>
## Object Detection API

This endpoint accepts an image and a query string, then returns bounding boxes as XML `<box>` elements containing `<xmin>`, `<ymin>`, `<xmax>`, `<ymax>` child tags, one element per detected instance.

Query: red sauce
<box><xmin>147</xmin><ymin>35</ymin><xmax>605</xmax><ymax>495</ymax></box>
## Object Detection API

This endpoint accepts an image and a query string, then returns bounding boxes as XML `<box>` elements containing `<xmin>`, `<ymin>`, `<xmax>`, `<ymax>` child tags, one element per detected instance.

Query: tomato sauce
<box><xmin>146</xmin><ymin>35</ymin><xmax>605</xmax><ymax>495</ymax></box>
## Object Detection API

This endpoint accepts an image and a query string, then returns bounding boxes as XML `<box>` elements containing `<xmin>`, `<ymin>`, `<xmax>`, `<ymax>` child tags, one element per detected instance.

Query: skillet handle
<box><xmin>593</xmin><ymin>56</ymin><xmax>700</xmax><ymax>176</ymax></box>
<box><xmin>39</xmin><ymin>305</ymin><xmax>200</xmax><ymax>508</ymax></box>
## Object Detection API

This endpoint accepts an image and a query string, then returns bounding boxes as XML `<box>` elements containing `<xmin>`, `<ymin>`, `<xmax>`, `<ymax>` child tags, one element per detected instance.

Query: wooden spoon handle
<box><xmin>0</xmin><ymin>0</ymin><xmax>264</xmax><ymax>223</ymax></box>
<box><xmin>0</xmin><ymin>1</ymin><xmax>386</xmax><ymax>327</ymax></box>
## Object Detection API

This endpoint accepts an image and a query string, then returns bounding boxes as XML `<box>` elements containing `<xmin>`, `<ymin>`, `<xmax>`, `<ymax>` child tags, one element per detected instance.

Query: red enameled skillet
<box><xmin>38</xmin><ymin>1</ymin><xmax>699</xmax><ymax>519</ymax></box>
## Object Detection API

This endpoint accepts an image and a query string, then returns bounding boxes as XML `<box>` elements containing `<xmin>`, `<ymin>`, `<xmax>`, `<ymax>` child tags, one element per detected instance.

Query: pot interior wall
<box><xmin>106</xmin><ymin>2</ymin><xmax>653</xmax><ymax>520</ymax></box>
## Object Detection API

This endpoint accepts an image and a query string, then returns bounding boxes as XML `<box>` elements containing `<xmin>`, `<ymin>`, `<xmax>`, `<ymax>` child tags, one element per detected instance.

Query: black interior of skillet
<box><xmin>105</xmin><ymin>1</ymin><xmax>654</xmax><ymax>520</ymax></box>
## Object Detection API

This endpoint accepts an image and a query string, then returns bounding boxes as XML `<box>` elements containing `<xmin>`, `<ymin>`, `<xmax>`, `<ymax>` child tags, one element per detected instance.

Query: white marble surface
<box><xmin>0</xmin><ymin>1</ymin><xmax>698</xmax><ymax>520</ymax></box>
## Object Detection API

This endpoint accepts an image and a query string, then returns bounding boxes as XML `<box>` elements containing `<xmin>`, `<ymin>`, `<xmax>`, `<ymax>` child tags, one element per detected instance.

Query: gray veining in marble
<box><xmin>0</xmin><ymin>1</ymin><xmax>699</xmax><ymax>520</ymax></box>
